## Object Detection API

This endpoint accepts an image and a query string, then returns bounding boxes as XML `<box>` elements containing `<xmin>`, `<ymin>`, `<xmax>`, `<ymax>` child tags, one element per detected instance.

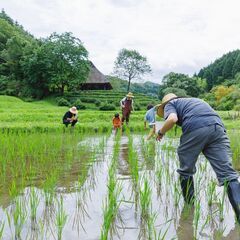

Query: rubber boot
<box><xmin>180</xmin><ymin>175</ymin><xmax>195</xmax><ymax>204</ymax></box>
<box><xmin>227</xmin><ymin>179</ymin><xmax>240</xmax><ymax>223</ymax></box>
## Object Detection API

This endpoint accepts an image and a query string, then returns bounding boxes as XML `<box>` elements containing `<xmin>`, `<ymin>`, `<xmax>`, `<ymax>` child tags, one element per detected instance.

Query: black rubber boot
<box><xmin>227</xmin><ymin>179</ymin><xmax>240</xmax><ymax>223</ymax></box>
<box><xmin>180</xmin><ymin>175</ymin><xmax>195</xmax><ymax>204</ymax></box>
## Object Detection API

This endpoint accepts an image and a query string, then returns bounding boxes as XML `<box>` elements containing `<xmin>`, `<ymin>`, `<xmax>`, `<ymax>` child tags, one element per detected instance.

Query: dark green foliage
<box><xmin>80</xmin><ymin>98</ymin><xmax>96</xmax><ymax>103</ymax></box>
<box><xmin>134</xmin><ymin>103</ymin><xmax>141</xmax><ymax>111</ymax></box>
<box><xmin>95</xmin><ymin>100</ymin><xmax>101</xmax><ymax>107</ymax></box>
<box><xmin>198</xmin><ymin>50</ymin><xmax>240</xmax><ymax>90</ymax></box>
<box><xmin>158</xmin><ymin>72</ymin><xmax>205</xmax><ymax>99</ymax></box>
<box><xmin>99</xmin><ymin>102</ymin><xmax>116</xmax><ymax>111</ymax></box>
<box><xmin>57</xmin><ymin>98</ymin><xmax>70</xmax><ymax>106</ymax></box>
<box><xmin>73</xmin><ymin>99</ymin><xmax>86</xmax><ymax>109</ymax></box>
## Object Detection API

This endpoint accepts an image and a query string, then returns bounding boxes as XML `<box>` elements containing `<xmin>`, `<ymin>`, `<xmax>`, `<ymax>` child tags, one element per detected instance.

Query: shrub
<box><xmin>73</xmin><ymin>99</ymin><xmax>86</xmax><ymax>110</ymax></box>
<box><xmin>134</xmin><ymin>103</ymin><xmax>141</xmax><ymax>111</ymax></box>
<box><xmin>80</xmin><ymin>98</ymin><xmax>96</xmax><ymax>103</ymax></box>
<box><xmin>57</xmin><ymin>98</ymin><xmax>70</xmax><ymax>106</ymax></box>
<box><xmin>95</xmin><ymin>100</ymin><xmax>101</xmax><ymax>107</ymax></box>
<box><xmin>99</xmin><ymin>103</ymin><xmax>116</xmax><ymax>111</ymax></box>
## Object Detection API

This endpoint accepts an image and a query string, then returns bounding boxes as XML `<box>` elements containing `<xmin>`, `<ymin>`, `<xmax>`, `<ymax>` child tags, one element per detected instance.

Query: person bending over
<box><xmin>62</xmin><ymin>106</ymin><xmax>78</xmax><ymax>127</ymax></box>
<box><xmin>156</xmin><ymin>93</ymin><xmax>240</xmax><ymax>223</ymax></box>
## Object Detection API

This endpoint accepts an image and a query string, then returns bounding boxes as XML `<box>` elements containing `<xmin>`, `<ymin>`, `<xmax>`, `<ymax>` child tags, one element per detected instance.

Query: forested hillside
<box><xmin>198</xmin><ymin>50</ymin><xmax>240</xmax><ymax>90</ymax></box>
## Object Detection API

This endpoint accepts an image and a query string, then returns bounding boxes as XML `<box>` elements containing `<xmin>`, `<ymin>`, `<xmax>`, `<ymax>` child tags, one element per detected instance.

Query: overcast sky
<box><xmin>1</xmin><ymin>0</ymin><xmax>240</xmax><ymax>83</ymax></box>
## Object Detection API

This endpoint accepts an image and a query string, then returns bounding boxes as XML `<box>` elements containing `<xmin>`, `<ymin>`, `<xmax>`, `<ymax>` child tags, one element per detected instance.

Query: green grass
<box><xmin>1</xmin><ymin>95</ymin><xmax>240</xmax><ymax>134</ymax></box>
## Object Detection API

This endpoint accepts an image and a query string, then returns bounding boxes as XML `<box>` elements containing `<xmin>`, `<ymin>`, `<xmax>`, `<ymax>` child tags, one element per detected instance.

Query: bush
<box><xmin>57</xmin><ymin>98</ymin><xmax>70</xmax><ymax>106</ymax></box>
<box><xmin>134</xmin><ymin>103</ymin><xmax>141</xmax><ymax>111</ymax></box>
<box><xmin>95</xmin><ymin>100</ymin><xmax>101</xmax><ymax>107</ymax></box>
<box><xmin>73</xmin><ymin>99</ymin><xmax>86</xmax><ymax>110</ymax></box>
<box><xmin>99</xmin><ymin>103</ymin><xmax>116</xmax><ymax>111</ymax></box>
<box><xmin>80</xmin><ymin>98</ymin><xmax>96</xmax><ymax>103</ymax></box>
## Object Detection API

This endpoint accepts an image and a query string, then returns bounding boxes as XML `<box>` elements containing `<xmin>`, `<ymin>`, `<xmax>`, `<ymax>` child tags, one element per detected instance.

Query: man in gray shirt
<box><xmin>156</xmin><ymin>93</ymin><xmax>240</xmax><ymax>223</ymax></box>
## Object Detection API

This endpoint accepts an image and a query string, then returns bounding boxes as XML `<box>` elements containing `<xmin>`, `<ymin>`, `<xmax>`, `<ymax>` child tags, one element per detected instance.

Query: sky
<box><xmin>1</xmin><ymin>0</ymin><xmax>240</xmax><ymax>83</ymax></box>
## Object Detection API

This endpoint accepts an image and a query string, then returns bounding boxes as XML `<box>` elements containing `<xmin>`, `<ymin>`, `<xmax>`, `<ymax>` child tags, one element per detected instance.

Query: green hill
<box><xmin>108</xmin><ymin>76</ymin><xmax>160</xmax><ymax>98</ymax></box>
<box><xmin>198</xmin><ymin>49</ymin><xmax>240</xmax><ymax>90</ymax></box>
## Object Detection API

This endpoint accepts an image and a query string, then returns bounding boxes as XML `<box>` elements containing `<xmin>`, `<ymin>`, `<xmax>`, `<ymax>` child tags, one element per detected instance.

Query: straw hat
<box><xmin>156</xmin><ymin>93</ymin><xmax>178</xmax><ymax>117</ymax></box>
<box><xmin>69</xmin><ymin>106</ymin><xmax>78</xmax><ymax>114</ymax></box>
<box><xmin>126</xmin><ymin>92</ymin><xmax>134</xmax><ymax>98</ymax></box>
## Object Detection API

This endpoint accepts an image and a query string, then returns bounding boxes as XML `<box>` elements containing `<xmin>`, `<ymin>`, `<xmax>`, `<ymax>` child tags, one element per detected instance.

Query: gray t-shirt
<box><xmin>164</xmin><ymin>98</ymin><xmax>224</xmax><ymax>134</ymax></box>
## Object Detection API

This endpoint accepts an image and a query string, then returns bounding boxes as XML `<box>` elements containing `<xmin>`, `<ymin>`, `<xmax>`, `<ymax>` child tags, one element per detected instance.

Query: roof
<box><xmin>86</xmin><ymin>62</ymin><xmax>109</xmax><ymax>84</ymax></box>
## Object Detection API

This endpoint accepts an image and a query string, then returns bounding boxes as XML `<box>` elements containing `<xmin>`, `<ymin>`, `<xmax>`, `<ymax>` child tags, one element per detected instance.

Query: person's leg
<box><xmin>126</xmin><ymin>112</ymin><xmax>130</xmax><ymax>125</ymax></box>
<box><xmin>121</xmin><ymin>111</ymin><xmax>125</xmax><ymax>125</ymax></box>
<box><xmin>202</xmin><ymin>124</ymin><xmax>240</xmax><ymax>222</ymax></box>
<box><xmin>202</xmin><ymin>125</ymin><xmax>238</xmax><ymax>185</ymax></box>
<box><xmin>177</xmin><ymin>127</ymin><xmax>209</xmax><ymax>204</ymax></box>
<box><xmin>63</xmin><ymin>120</ymin><xmax>70</xmax><ymax>127</ymax></box>
<box><xmin>71</xmin><ymin>120</ymin><xmax>78</xmax><ymax>127</ymax></box>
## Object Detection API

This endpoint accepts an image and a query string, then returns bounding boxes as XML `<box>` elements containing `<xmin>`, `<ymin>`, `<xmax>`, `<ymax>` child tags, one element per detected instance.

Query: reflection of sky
<box><xmin>2</xmin><ymin>0</ymin><xmax>240</xmax><ymax>82</ymax></box>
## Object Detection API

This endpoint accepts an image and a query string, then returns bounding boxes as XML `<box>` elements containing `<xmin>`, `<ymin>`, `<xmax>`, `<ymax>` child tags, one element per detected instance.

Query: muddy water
<box><xmin>0</xmin><ymin>133</ymin><xmax>240</xmax><ymax>239</ymax></box>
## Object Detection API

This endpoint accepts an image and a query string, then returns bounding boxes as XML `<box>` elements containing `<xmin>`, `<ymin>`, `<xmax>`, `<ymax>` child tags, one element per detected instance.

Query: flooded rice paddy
<box><xmin>0</xmin><ymin>130</ymin><xmax>239</xmax><ymax>239</ymax></box>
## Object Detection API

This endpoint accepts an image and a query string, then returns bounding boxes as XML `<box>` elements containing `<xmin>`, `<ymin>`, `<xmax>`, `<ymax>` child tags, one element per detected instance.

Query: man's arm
<box><xmin>156</xmin><ymin>113</ymin><xmax>178</xmax><ymax>141</ymax></box>
<box><xmin>120</xmin><ymin>97</ymin><xmax>125</xmax><ymax>108</ymax></box>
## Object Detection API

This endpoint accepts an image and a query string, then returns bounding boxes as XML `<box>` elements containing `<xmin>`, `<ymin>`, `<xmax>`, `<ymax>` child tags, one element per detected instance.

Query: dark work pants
<box><xmin>122</xmin><ymin>112</ymin><xmax>130</xmax><ymax>125</ymax></box>
<box><xmin>177</xmin><ymin>124</ymin><xmax>238</xmax><ymax>186</ymax></box>
<box><xmin>63</xmin><ymin>120</ymin><xmax>78</xmax><ymax>127</ymax></box>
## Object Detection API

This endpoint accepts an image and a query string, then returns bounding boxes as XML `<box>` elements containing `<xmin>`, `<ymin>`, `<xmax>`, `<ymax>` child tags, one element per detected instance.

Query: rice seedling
<box><xmin>173</xmin><ymin>181</ymin><xmax>181</xmax><ymax>207</ymax></box>
<box><xmin>126</xmin><ymin>129</ymin><xmax>139</xmax><ymax>187</ymax></box>
<box><xmin>43</xmin><ymin>172</ymin><xmax>58</xmax><ymax>206</ymax></box>
<box><xmin>139</xmin><ymin>177</ymin><xmax>156</xmax><ymax>240</ymax></box>
<box><xmin>100</xmin><ymin>132</ymin><xmax>122</xmax><ymax>240</ymax></box>
<box><xmin>207</xmin><ymin>180</ymin><xmax>217</xmax><ymax>206</ymax></box>
<box><xmin>193</xmin><ymin>200</ymin><xmax>201</xmax><ymax>240</ymax></box>
<box><xmin>30</xmin><ymin>187</ymin><xmax>40</xmax><ymax>221</ymax></box>
<box><xmin>218</xmin><ymin>182</ymin><xmax>227</xmax><ymax>222</ymax></box>
<box><xmin>155</xmin><ymin>221</ymin><xmax>171</xmax><ymax>240</ymax></box>
<box><xmin>13</xmin><ymin>197</ymin><xmax>27</xmax><ymax>239</ymax></box>
<box><xmin>0</xmin><ymin>221</ymin><xmax>4</xmax><ymax>240</ymax></box>
<box><xmin>56</xmin><ymin>197</ymin><xmax>68</xmax><ymax>240</ymax></box>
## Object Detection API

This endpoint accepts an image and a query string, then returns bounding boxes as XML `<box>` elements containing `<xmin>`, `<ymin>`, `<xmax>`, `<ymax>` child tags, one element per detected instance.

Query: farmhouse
<box><xmin>80</xmin><ymin>62</ymin><xmax>113</xmax><ymax>90</ymax></box>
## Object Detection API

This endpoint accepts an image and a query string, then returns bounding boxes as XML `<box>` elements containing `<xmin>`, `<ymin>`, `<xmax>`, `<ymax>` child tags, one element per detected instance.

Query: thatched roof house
<box><xmin>80</xmin><ymin>62</ymin><xmax>112</xmax><ymax>90</ymax></box>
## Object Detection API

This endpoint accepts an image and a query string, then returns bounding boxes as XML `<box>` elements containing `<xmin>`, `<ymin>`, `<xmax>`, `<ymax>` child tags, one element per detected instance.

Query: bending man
<box><xmin>156</xmin><ymin>93</ymin><xmax>240</xmax><ymax>223</ymax></box>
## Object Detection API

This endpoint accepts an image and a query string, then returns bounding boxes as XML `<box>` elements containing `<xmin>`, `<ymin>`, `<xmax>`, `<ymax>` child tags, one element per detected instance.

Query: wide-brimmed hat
<box><xmin>69</xmin><ymin>106</ymin><xmax>78</xmax><ymax>114</ymax></box>
<box><xmin>126</xmin><ymin>92</ymin><xmax>134</xmax><ymax>98</ymax></box>
<box><xmin>156</xmin><ymin>93</ymin><xmax>178</xmax><ymax>117</ymax></box>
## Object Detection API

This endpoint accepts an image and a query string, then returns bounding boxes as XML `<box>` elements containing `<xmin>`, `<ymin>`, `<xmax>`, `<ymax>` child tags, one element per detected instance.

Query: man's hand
<box><xmin>156</xmin><ymin>129</ymin><xmax>164</xmax><ymax>141</ymax></box>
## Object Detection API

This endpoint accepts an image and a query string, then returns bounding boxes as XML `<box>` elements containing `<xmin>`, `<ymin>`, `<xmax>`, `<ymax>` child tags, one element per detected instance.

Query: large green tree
<box><xmin>113</xmin><ymin>48</ymin><xmax>151</xmax><ymax>92</ymax></box>
<box><xmin>159</xmin><ymin>72</ymin><xmax>206</xmax><ymax>99</ymax></box>
<box><xmin>45</xmin><ymin>32</ymin><xmax>90</xmax><ymax>95</ymax></box>
<box><xmin>21</xmin><ymin>32</ymin><xmax>90</xmax><ymax>97</ymax></box>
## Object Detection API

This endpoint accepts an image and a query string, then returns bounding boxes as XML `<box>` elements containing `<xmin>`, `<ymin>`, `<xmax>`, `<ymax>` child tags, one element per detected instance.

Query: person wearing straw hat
<box><xmin>62</xmin><ymin>106</ymin><xmax>78</xmax><ymax>127</ymax></box>
<box><xmin>120</xmin><ymin>92</ymin><xmax>134</xmax><ymax>125</ymax></box>
<box><xmin>156</xmin><ymin>93</ymin><xmax>240</xmax><ymax>223</ymax></box>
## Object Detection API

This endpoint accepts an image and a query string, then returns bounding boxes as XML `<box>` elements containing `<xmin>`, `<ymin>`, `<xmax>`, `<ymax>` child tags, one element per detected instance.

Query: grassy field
<box><xmin>1</xmin><ymin>95</ymin><xmax>240</xmax><ymax>133</ymax></box>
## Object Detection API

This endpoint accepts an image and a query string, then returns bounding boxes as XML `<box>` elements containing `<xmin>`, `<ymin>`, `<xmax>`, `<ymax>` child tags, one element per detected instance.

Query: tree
<box><xmin>113</xmin><ymin>48</ymin><xmax>151</xmax><ymax>92</ymax></box>
<box><xmin>232</xmin><ymin>53</ymin><xmax>240</xmax><ymax>77</ymax></box>
<box><xmin>159</xmin><ymin>72</ymin><xmax>205</xmax><ymax>99</ymax></box>
<box><xmin>45</xmin><ymin>32</ymin><xmax>90</xmax><ymax>95</ymax></box>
